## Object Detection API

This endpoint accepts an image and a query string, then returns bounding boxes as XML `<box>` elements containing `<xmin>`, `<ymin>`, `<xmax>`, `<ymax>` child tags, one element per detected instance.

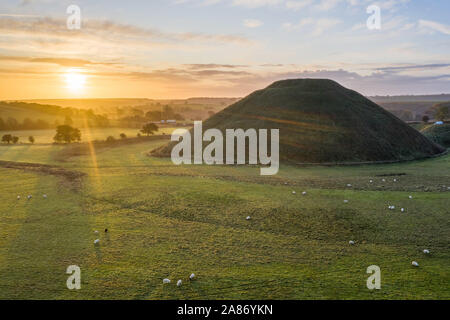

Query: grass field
<box><xmin>0</xmin><ymin>127</ymin><xmax>183</xmax><ymax>144</ymax></box>
<box><xmin>0</xmin><ymin>138</ymin><xmax>448</xmax><ymax>299</ymax></box>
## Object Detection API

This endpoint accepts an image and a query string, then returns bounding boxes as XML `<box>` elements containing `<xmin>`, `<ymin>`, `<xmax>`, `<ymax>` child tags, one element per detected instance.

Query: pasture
<box><xmin>0</xmin><ymin>127</ymin><xmax>182</xmax><ymax>144</ymax></box>
<box><xmin>0</xmin><ymin>138</ymin><xmax>448</xmax><ymax>299</ymax></box>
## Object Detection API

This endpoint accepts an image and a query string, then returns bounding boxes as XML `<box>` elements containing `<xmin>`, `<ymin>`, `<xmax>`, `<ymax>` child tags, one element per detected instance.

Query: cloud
<box><xmin>314</xmin><ymin>0</ymin><xmax>342</xmax><ymax>11</ymax></box>
<box><xmin>418</xmin><ymin>19</ymin><xmax>450</xmax><ymax>35</ymax></box>
<box><xmin>285</xmin><ymin>0</ymin><xmax>314</xmax><ymax>10</ymax></box>
<box><xmin>232</xmin><ymin>0</ymin><xmax>283</xmax><ymax>8</ymax></box>
<box><xmin>243</xmin><ymin>19</ymin><xmax>263</xmax><ymax>28</ymax></box>
<box><xmin>185</xmin><ymin>64</ymin><xmax>248</xmax><ymax>69</ymax></box>
<box><xmin>0</xmin><ymin>16</ymin><xmax>252</xmax><ymax>46</ymax></box>
<box><xmin>375</xmin><ymin>64</ymin><xmax>450</xmax><ymax>73</ymax></box>
<box><xmin>283</xmin><ymin>17</ymin><xmax>341</xmax><ymax>35</ymax></box>
<box><xmin>0</xmin><ymin>56</ymin><xmax>120</xmax><ymax>67</ymax></box>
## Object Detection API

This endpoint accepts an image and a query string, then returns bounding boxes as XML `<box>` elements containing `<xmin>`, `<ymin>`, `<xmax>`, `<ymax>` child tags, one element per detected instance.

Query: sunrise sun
<box><xmin>64</xmin><ymin>68</ymin><xmax>86</xmax><ymax>92</ymax></box>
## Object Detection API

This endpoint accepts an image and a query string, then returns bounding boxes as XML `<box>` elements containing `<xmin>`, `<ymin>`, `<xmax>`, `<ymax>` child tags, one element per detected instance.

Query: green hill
<box><xmin>0</xmin><ymin>101</ymin><xmax>109</xmax><ymax>130</ymax></box>
<box><xmin>421</xmin><ymin>124</ymin><xmax>450</xmax><ymax>148</ymax></box>
<box><xmin>153</xmin><ymin>79</ymin><xmax>444</xmax><ymax>163</ymax></box>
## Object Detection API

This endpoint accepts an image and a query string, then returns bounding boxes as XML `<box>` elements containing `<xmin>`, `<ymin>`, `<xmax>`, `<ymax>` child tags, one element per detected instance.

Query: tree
<box><xmin>422</xmin><ymin>115</ymin><xmax>429</xmax><ymax>123</ymax></box>
<box><xmin>64</xmin><ymin>115</ymin><xmax>74</xmax><ymax>126</ymax></box>
<box><xmin>6</xmin><ymin>117</ymin><xmax>19</xmax><ymax>130</ymax></box>
<box><xmin>120</xmin><ymin>133</ymin><xmax>127</xmax><ymax>139</ymax></box>
<box><xmin>12</xmin><ymin>136</ymin><xmax>19</xmax><ymax>144</ymax></box>
<box><xmin>436</xmin><ymin>105</ymin><xmax>449</xmax><ymax>121</ymax></box>
<box><xmin>54</xmin><ymin>125</ymin><xmax>81</xmax><ymax>143</ymax></box>
<box><xmin>2</xmin><ymin>134</ymin><xmax>12</xmax><ymax>144</ymax></box>
<box><xmin>141</xmin><ymin>123</ymin><xmax>158</xmax><ymax>136</ymax></box>
<box><xmin>28</xmin><ymin>136</ymin><xmax>35</xmax><ymax>144</ymax></box>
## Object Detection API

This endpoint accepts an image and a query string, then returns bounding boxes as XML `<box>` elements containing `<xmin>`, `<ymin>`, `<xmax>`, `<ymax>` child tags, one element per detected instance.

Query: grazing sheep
<box><xmin>411</xmin><ymin>261</ymin><xmax>419</xmax><ymax>267</ymax></box>
<box><xmin>43</xmin><ymin>194</ymin><xmax>47</xmax><ymax>199</ymax></box>
<box><xmin>302</xmin><ymin>191</ymin><xmax>307</xmax><ymax>195</ymax></box>
<box><xmin>408</xmin><ymin>195</ymin><xmax>413</xmax><ymax>199</ymax></box>
<box><xmin>423</xmin><ymin>249</ymin><xmax>430</xmax><ymax>254</ymax></box>
<box><xmin>401</xmin><ymin>208</ymin><xmax>405</xmax><ymax>212</ymax></box>
<box><xmin>189</xmin><ymin>273</ymin><xmax>195</xmax><ymax>280</ymax></box>
<box><xmin>163</xmin><ymin>278</ymin><xmax>171</xmax><ymax>284</ymax></box>
<box><xmin>343</xmin><ymin>200</ymin><xmax>349</xmax><ymax>203</ymax></box>
<box><xmin>177</xmin><ymin>280</ymin><xmax>182</xmax><ymax>287</ymax></box>
<box><xmin>27</xmin><ymin>195</ymin><xmax>32</xmax><ymax>200</ymax></box>
<box><xmin>246</xmin><ymin>216</ymin><xmax>251</xmax><ymax>221</ymax></box>
<box><xmin>94</xmin><ymin>239</ymin><xmax>100</xmax><ymax>245</ymax></box>
<box><xmin>292</xmin><ymin>191</ymin><xmax>296</xmax><ymax>195</ymax></box>
<box><xmin>382</xmin><ymin>179</ymin><xmax>386</xmax><ymax>182</ymax></box>
<box><xmin>17</xmin><ymin>196</ymin><xmax>21</xmax><ymax>200</ymax></box>
<box><xmin>347</xmin><ymin>184</ymin><xmax>352</xmax><ymax>187</ymax></box>
<box><xmin>393</xmin><ymin>179</ymin><xmax>397</xmax><ymax>182</ymax></box>
<box><xmin>349</xmin><ymin>240</ymin><xmax>355</xmax><ymax>245</ymax></box>
<box><xmin>369</xmin><ymin>180</ymin><xmax>373</xmax><ymax>183</ymax></box>
<box><xmin>94</xmin><ymin>230</ymin><xmax>99</xmax><ymax>235</ymax></box>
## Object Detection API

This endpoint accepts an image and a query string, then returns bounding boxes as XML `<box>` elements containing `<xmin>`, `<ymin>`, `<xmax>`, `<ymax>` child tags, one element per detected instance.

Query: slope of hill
<box><xmin>153</xmin><ymin>79</ymin><xmax>445</xmax><ymax>163</ymax></box>
<box><xmin>421</xmin><ymin>124</ymin><xmax>450</xmax><ymax>148</ymax></box>
<box><xmin>0</xmin><ymin>101</ymin><xmax>109</xmax><ymax>130</ymax></box>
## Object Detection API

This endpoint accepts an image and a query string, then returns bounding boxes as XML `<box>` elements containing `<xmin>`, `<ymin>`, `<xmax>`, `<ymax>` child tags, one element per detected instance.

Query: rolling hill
<box><xmin>153</xmin><ymin>79</ymin><xmax>445</xmax><ymax>163</ymax></box>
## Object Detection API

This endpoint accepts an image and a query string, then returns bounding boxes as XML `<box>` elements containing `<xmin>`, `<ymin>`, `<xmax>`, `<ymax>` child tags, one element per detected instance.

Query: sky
<box><xmin>0</xmin><ymin>0</ymin><xmax>449</xmax><ymax>99</ymax></box>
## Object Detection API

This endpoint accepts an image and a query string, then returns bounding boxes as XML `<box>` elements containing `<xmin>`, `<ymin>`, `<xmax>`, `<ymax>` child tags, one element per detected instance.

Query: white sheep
<box><xmin>411</xmin><ymin>261</ymin><xmax>419</xmax><ymax>267</ymax></box>
<box><xmin>408</xmin><ymin>195</ymin><xmax>413</xmax><ymax>199</ymax></box>
<box><xmin>43</xmin><ymin>194</ymin><xmax>47</xmax><ymax>199</ymax></box>
<box><xmin>423</xmin><ymin>249</ymin><xmax>430</xmax><ymax>254</ymax></box>
<box><xmin>246</xmin><ymin>216</ymin><xmax>251</xmax><ymax>221</ymax></box>
<box><xmin>94</xmin><ymin>239</ymin><xmax>100</xmax><ymax>245</ymax></box>
<box><xmin>347</xmin><ymin>184</ymin><xmax>352</xmax><ymax>187</ymax></box>
<box><xmin>343</xmin><ymin>200</ymin><xmax>349</xmax><ymax>203</ymax></box>
<box><xmin>393</xmin><ymin>179</ymin><xmax>397</xmax><ymax>182</ymax></box>
<box><xmin>369</xmin><ymin>180</ymin><xmax>373</xmax><ymax>183</ymax></box>
<box><xmin>292</xmin><ymin>191</ymin><xmax>296</xmax><ymax>195</ymax></box>
<box><xmin>94</xmin><ymin>230</ymin><xmax>99</xmax><ymax>235</ymax></box>
<box><xmin>177</xmin><ymin>280</ymin><xmax>182</xmax><ymax>287</ymax></box>
<box><xmin>382</xmin><ymin>178</ymin><xmax>386</xmax><ymax>182</ymax></box>
<box><xmin>189</xmin><ymin>273</ymin><xmax>195</xmax><ymax>280</ymax></box>
<box><xmin>17</xmin><ymin>195</ymin><xmax>21</xmax><ymax>200</ymax></box>
<box><xmin>27</xmin><ymin>195</ymin><xmax>32</xmax><ymax>200</ymax></box>
<box><xmin>302</xmin><ymin>191</ymin><xmax>307</xmax><ymax>195</ymax></box>
<box><xmin>163</xmin><ymin>278</ymin><xmax>171</xmax><ymax>284</ymax></box>
<box><xmin>349</xmin><ymin>240</ymin><xmax>355</xmax><ymax>245</ymax></box>
<box><xmin>401</xmin><ymin>208</ymin><xmax>405</xmax><ymax>212</ymax></box>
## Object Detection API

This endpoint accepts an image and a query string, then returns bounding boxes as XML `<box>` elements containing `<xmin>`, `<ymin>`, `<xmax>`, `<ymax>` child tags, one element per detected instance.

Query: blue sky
<box><xmin>0</xmin><ymin>0</ymin><xmax>449</xmax><ymax>98</ymax></box>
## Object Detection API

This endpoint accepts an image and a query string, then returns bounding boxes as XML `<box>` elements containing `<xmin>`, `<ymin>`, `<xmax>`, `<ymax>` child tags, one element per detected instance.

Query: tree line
<box><xmin>0</xmin><ymin>117</ymin><xmax>52</xmax><ymax>130</ymax></box>
<box><xmin>2</xmin><ymin>122</ymin><xmax>160</xmax><ymax>145</ymax></box>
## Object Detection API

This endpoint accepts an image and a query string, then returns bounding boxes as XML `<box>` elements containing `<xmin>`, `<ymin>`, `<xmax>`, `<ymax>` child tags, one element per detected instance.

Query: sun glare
<box><xmin>64</xmin><ymin>68</ymin><xmax>86</xmax><ymax>92</ymax></box>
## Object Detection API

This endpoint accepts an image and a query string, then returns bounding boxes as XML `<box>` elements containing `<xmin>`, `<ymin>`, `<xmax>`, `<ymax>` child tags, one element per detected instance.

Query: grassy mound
<box><xmin>421</xmin><ymin>124</ymin><xmax>450</xmax><ymax>148</ymax></box>
<box><xmin>153</xmin><ymin>79</ymin><xmax>444</xmax><ymax>163</ymax></box>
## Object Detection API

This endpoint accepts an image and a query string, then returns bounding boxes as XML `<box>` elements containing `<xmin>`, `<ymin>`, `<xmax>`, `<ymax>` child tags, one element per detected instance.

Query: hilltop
<box><xmin>153</xmin><ymin>79</ymin><xmax>445</xmax><ymax>163</ymax></box>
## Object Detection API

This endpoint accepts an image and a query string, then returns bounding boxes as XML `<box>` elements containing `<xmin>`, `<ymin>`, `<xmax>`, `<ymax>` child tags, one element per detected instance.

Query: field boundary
<box><xmin>0</xmin><ymin>160</ymin><xmax>85</xmax><ymax>183</ymax></box>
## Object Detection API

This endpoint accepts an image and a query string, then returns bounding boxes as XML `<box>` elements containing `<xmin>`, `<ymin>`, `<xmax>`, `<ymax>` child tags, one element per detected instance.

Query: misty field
<box><xmin>0</xmin><ymin>127</ymin><xmax>183</xmax><ymax>144</ymax></box>
<box><xmin>0</xmin><ymin>138</ymin><xmax>448</xmax><ymax>299</ymax></box>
